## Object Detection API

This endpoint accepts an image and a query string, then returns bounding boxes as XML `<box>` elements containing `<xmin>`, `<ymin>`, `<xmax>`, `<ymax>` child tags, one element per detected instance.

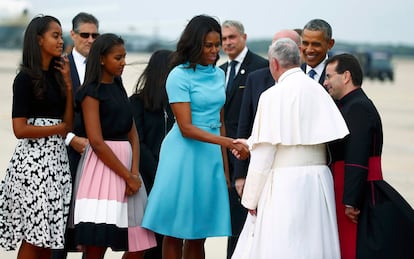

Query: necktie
<box><xmin>226</xmin><ymin>60</ymin><xmax>238</xmax><ymax>94</ymax></box>
<box><xmin>308</xmin><ymin>69</ymin><xmax>317</xmax><ymax>79</ymax></box>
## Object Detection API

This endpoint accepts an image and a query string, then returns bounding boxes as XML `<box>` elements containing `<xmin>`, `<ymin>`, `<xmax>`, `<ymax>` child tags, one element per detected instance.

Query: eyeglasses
<box><xmin>325</xmin><ymin>72</ymin><xmax>342</xmax><ymax>81</ymax></box>
<box><xmin>77</xmin><ymin>32</ymin><xmax>99</xmax><ymax>39</ymax></box>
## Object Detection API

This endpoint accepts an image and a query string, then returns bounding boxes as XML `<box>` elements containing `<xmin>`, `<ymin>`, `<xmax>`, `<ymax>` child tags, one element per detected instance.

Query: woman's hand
<box><xmin>55</xmin><ymin>55</ymin><xmax>72</xmax><ymax>90</ymax></box>
<box><xmin>231</xmin><ymin>138</ymin><xmax>250</xmax><ymax>160</ymax></box>
<box><xmin>125</xmin><ymin>174</ymin><xmax>141</xmax><ymax>196</ymax></box>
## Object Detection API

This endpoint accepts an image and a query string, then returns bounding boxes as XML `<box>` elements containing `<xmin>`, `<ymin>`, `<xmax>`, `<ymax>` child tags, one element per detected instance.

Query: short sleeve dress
<box><xmin>0</xmin><ymin>71</ymin><xmax>72</xmax><ymax>250</ymax></box>
<box><xmin>73</xmin><ymin>79</ymin><xmax>156</xmax><ymax>252</ymax></box>
<box><xmin>141</xmin><ymin>63</ymin><xmax>231</xmax><ymax>239</ymax></box>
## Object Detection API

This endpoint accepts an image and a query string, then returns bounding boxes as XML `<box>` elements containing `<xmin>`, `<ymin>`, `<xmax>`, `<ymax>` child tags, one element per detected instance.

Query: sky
<box><xmin>9</xmin><ymin>0</ymin><xmax>414</xmax><ymax>46</ymax></box>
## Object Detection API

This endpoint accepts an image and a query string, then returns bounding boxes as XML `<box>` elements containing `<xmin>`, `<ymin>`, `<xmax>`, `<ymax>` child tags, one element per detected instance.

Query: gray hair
<box><xmin>303</xmin><ymin>19</ymin><xmax>332</xmax><ymax>41</ymax></box>
<box><xmin>222</xmin><ymin>20</ymin><xmax>244</xmax><ymax>34</ymax></box>
<box><xmin>268</xmin><ymin>38</ymin><xmax>300</xmax><ymax>68</ymax></box>
<box><xmin>72</xmin><ymin>12</ymin><xmax>99</xmax><ymax>32</ymax></box>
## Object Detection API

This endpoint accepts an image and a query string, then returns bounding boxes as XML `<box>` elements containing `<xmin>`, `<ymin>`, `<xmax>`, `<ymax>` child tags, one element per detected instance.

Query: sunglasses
<box><xmin>78</xmin><ymin>32</ymin><xmax>100</xmax><ymax>39</ymax></box>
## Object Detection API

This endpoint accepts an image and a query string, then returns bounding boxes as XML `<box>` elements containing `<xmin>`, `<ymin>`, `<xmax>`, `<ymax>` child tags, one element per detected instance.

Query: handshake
<box><xmin>229</xmin><ymin>138</ymin><xmax>250</xmax><ymax>160</ymax></box>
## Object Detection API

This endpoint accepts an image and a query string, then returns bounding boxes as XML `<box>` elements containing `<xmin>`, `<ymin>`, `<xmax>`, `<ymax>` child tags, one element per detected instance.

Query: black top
<box><xmin>12</xmin><ymin>71</ymin><xmax>66</xmax><ymax>118</ymax></box>
<box><xmin>76</xmin><ymin>79</ymin><xmax>133</xmax><ymax>141</ymax></box>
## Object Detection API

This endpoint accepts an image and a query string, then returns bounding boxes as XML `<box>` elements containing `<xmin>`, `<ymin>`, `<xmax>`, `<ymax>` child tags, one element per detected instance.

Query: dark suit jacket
<box><xmin>220</xmin><ymin>50</ymin><xmax>268</xmax><ymax>140</ymax></box>
<box><xmin>237</xmin><ymin>67</ymin><xmax>274</xmax><ymax>139</ymax></box>
<box><xmin>67</xmin><ymin>52</ymin><xmax>85</xmax><ymax>177</ymax></box>
<box><xmin>220</xmin><ymin>50</ymin><xmax>268</xmax><ymax>182</ymax></box>
<box><xmin>68</xmin><ymin>53</ymin><xmax>81</xmax><ymax>93</ymax></box>
<box><xmin>67</xmin><ymin>52</ymin><xmax>82</xmax><ymax>125</ymax></box>
<box><xmin>233</xmin><ymin>67</ymin><xmax>274</xmax><ymax>179</ymax></box>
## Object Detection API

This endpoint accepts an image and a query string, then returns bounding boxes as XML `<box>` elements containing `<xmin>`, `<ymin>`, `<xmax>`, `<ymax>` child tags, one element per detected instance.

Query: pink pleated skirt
<box><xmin>73</xmin><ymin>141</ymin><xmax>156</xmax><ymax>252</ymax></box>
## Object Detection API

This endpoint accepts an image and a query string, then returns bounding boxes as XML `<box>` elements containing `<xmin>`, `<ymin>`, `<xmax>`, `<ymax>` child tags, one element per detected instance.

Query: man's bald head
<box><xmin>272</xmin><ymin>29</ymin><xmax>301</xmax><ymax>47</ymax></box>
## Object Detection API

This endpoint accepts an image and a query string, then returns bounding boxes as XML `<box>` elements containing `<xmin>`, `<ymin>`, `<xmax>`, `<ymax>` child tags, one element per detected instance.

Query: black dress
<box><xmin>129</xmin><ymin>93</ymin><xmax>174</xmax><ymax>193</ymax></box>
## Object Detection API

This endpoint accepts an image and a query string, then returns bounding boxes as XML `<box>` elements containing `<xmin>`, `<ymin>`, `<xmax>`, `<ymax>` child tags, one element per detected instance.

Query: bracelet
<box><xmin>65</xmin><ymin>132</ymin><xmax>75</xmax><ymax>146</ymax></box>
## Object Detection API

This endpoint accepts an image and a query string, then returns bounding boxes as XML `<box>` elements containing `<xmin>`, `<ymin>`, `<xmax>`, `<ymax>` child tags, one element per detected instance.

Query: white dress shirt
<box><xmin>72</xmin><ymin>48</ymin><xmax>87</xmax><ymax>85</ymax></box>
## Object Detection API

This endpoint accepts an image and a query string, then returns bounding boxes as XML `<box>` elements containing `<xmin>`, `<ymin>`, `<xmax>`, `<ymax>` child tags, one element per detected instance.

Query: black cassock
<box><xmin>329</xmin><ymin>88</ymin><xmax>414</xmax><ymax>259</ymax></box>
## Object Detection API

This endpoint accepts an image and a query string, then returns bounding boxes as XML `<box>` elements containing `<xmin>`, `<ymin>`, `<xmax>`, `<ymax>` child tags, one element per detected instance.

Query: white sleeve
<box><xmin>65</xmin><ymin>132</ymin><xmax>75</xmax><ymax>146</ymax></box>
<box><xmin>241</xmin><ymin>142</ymin><xmax>276</xmax><ymax>210</ymax></box>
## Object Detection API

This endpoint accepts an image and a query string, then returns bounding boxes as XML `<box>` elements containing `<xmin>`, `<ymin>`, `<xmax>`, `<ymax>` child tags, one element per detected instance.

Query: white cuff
<box><xmin>65</xmin><ymin>132</ymin><xmax>75</xmax><ymax>146</ymax></box>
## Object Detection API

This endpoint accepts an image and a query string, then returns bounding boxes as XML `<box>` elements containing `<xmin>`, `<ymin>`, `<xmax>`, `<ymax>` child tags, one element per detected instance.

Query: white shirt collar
<box><xmin>306</xmin><ymin>55</ymin><xmax>328</xmax><ymax>81</ymax></box>
<box><xmin>231</xmin><ymin>46</ymin><xmax>248</xmax><ymax>64</ymax></box>
<box><xmin>72</xmin><ymin>47</ymin><xmax>86</xmax><ymax>64</ymax></box>
<box><xmin>72</xmin><ymin>48</ymin><xmax>87</xmax><ymax>85</ymax></box>
<box><xmin>227</xmin><ymin>46</ymin><xmax>248</xmax><ymax>76</ymax></box>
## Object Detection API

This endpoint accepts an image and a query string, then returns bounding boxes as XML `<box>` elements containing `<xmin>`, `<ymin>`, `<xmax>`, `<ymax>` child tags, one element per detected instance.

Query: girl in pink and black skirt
<box><xmin>73</xmin><ymin>33</ymin><xmax>155</xmax><ymax>259</ymax></box>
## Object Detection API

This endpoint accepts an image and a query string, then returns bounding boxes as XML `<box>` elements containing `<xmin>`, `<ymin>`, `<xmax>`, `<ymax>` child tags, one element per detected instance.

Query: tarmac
<box><xmin>0</xmin><ymin>50</ymin><xmax>413</xmax><ymax>258</ymax></box>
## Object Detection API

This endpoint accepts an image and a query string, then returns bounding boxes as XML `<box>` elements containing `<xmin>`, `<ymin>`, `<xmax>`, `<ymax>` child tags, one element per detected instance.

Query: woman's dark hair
<box><xmin>20</xmin><ymin>15</ymin><xmax>65</xmax><ymax>99</ymax></box>
<box><xmin>82</xmin><ymin>33</ymin><xmax>124</xmax><ymax>89</ymax></box>
<box><xmin>133</xmin><ymin>49</ymin><xmax>173</xmax><ymax>111</ymax></box>
<box><xmin>170</xmin><ymin>14</ymin><xmax>221</xmax><ymax>70</ymax></box>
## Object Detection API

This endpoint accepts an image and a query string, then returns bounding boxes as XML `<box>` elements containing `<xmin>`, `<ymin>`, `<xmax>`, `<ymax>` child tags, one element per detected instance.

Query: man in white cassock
<box><xmin>231</xmin><ymin>38</ymin><xmax>349</xmax><ymax>259</ymax></box>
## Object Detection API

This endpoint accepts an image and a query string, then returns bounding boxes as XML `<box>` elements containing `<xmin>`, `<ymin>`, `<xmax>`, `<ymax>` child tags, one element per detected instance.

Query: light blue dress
<box><xmin>142</xmin><ymin>63</ymin><xmax>231</xmax><ymax>239</ymax></box>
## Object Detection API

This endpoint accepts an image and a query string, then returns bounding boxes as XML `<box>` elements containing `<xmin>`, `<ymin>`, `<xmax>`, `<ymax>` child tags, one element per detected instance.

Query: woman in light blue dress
<box><xmin>142</xmin><ymin>15</ymin><xmax>246</xmax><ymax>259</ymax></box>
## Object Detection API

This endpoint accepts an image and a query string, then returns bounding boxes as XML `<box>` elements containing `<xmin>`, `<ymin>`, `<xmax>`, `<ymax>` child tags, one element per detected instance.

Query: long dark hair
<box><xmin>133</xmin><ymin>49</ymin><xmax>173</xmax><ymax>111</ymax></box>
<box><xmin>82</xmin><ymin>33</ymin><xmax>124</xmax><ymax>89</ymax></box>
<box><xmin>20</xmin><ymin>15</ymin><xmax>65</xmax><ymax>99</ymax></box>
<box><xmin>170</xmin><ymin>14</ymin><xmax>221</xmax><ymax>70</ymax></box>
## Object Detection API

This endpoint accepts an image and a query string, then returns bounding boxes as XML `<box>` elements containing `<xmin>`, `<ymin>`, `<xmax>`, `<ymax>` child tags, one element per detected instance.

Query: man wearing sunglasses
<box><xmin>69</xmin><ymin>12</ymin><xmax>99</xmax><ymax>86</ymax></box>
<box><xmin>52</xmin><ymin>12</ymin><xmax>99</xmax><ymax>259</ymax></box>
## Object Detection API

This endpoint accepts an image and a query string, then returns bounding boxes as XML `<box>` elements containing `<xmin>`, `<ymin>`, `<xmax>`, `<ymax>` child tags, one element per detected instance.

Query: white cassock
<box><xmin>232</xmin><ymin>67</ymin><xmax>349</xmax><ymax>259</ymax></box>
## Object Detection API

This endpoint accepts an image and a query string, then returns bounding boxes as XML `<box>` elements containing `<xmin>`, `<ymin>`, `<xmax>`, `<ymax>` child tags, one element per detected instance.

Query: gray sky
<box><xmin>25</xmin><ymin>0</ymin><xmax>414</xmax><ymax>46</ymax></box>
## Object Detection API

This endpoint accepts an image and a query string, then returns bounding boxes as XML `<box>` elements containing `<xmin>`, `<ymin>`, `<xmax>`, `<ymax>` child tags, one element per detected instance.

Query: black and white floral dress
<box><xmin>0</xmin><ymin>71</ymin><xmax>72</xmax><ymax>250</ymax></box>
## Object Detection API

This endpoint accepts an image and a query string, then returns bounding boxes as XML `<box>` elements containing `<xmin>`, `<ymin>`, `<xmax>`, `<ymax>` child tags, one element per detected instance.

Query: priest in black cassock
<box><xmin>324</xmin><ymin>53</ymin><xmax>414</xmax><ymax>259</ymax></box>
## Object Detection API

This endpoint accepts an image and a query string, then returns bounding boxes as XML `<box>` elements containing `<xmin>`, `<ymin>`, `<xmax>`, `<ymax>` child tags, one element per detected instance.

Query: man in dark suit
<box><xmin>220</xmin><ymin>19</ymin><xmax>268</xmax><ymax>259</ymax></box>
<box><xmin>300</xmin><ymin>18</ymin><xmax>335</xmax><ymax>85</ymax></box>
<box><xmin>325</xmin><ymin>53</ymin><xmax>414</xmax><ymax>259</ymax></box>
<box><xmin>65</xmin><ymin>12</ymin><xmax>99</xmax><ymax>165</ymax></box>
<box><xmin>234</xmin><ymin>29</ymin><xmax>302</xmax><ymax>201</ymax></box>
<box><xmin>52</xmin><ymin>12</ymin><xmax>99</xmax><ymax>259</ymax></box>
